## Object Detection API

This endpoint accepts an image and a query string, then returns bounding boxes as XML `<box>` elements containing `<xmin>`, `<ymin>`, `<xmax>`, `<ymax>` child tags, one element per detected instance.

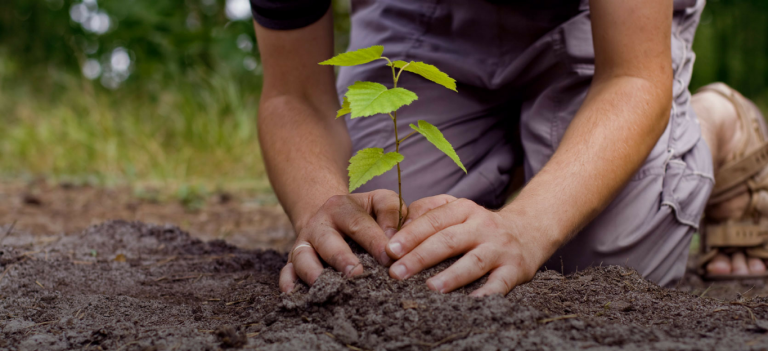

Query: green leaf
<box><xmin>337</xmin><ymin>97</ymin><xmax>351</xmax><ymax>118</ymax></box>
<box><xmin>410</xmin><ymin>120</ymin><xmax>466</xmax><ymax>173</ymax></box>
<box><xmin>345</xmin><ymin>81</ymin><xmax>418</xmax><ymax>118</ymax></box>
<box><xmin>319</xmin><ymin>45</ymin><xmax>384</xmax><ymax>66</ymax></box>
<box><xmin>389</xmin><ymin>60</ymin><xmax>457</xmax><ymax>92</ymax></box>
<box><xmin>348</xmin><ymin>148</ymin><xmax>404</xmax><ymax>192</ymax></box>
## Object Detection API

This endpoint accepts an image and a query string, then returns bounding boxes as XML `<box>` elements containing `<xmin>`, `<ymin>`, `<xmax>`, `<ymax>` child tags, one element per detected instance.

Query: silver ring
<box><xmin>290</xmin><ymin>243</ymin><xmax>312</xmax><ymax>261</ymax></box>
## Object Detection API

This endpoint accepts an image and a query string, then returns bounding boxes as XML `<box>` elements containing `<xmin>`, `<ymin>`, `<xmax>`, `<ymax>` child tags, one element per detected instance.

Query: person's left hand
<box><xmin>385</xmin><ymin>195</ymin><xmax>550</xmax><ymax>296</ymax></box>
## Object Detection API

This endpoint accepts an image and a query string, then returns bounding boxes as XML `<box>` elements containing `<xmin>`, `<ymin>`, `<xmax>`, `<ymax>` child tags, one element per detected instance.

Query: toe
<box><xmin>749</xmin><ymin>257</ymin><xmax>767</xmax><ymax>274</ymax></box>
<box><xmin>731</xmin><ymin>252</ymin><xmax>749</xmax><ymax>275</ymax></box>
<box><xmin>706</xmin><ymin>253</ymin><xmax>732</xmax><ymax>275</ymax></box>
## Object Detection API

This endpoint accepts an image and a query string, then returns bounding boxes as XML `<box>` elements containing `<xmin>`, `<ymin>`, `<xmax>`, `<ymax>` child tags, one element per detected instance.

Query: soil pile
<box><xmin>2</xmin><ymin>221</ymin><xmax>768</xmax><ymax>350</ymax></box>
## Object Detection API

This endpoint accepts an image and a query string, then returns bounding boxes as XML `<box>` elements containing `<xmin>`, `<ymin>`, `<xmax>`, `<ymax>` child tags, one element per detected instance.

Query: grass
<box><xmin>0</xmin><ymin>56</ymin><xmax>270</xmax><ymax>194</ymax></box>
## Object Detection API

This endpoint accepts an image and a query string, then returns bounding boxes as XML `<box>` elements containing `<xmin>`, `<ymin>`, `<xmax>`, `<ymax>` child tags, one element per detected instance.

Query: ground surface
<box><xmin>0</xmin><ymin>182</ymin><xmax>293</xmax><ymax>251</ymax></box>
<box><xmin>4</xmin><ymin>184</ymin><xmax>768</xmax><ymax>350</ymax></box>
<box><xmin>3</xmin><ymin>221</ymin><xmax>768</xmax><ymax>350</ymax></box>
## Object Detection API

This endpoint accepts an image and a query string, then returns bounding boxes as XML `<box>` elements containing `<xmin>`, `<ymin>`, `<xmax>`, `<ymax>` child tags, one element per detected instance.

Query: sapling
<box><xmin>320</xmin><ymin>45</ymin><xmax>466</xmax><ymax>230</ymax></box>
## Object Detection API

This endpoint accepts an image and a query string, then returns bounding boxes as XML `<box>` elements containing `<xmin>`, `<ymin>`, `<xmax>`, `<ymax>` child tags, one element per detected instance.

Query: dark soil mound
<box><xmin>2</xmin><ymin>221</ymin><xmax>768</xmax><ymax>350</ymax></box>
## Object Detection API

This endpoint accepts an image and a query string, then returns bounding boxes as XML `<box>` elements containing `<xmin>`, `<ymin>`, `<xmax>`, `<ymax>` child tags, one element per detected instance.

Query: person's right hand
<box><xmin>279</xmin><ymin>189</ymin><xmax>407</xmax><ymax>293</ymax></box>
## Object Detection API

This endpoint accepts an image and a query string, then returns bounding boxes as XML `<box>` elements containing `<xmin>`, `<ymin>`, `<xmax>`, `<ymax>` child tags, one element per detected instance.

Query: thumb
<box><xmin>368</xmin><ymin>189</ymin><xmax>408</xmax><ymax>238</ymax></box>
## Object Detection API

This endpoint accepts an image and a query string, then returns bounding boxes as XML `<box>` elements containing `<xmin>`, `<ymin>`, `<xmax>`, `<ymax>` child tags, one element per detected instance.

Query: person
<box><xmin>251</xmin><ymin>0</ymin><xmax>768</xmax><ymax>296</ymax></box>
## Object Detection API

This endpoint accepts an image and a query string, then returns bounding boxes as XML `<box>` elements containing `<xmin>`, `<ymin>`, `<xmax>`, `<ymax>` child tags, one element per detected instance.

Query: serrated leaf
<box><xmin>319</xmin><ymin>45</ymin><xmax>384</xmax><ymax>66</ymax></box>
<box><xmin>348</xmin><ymin>148</ymin><xmax>404</xmax><ymax>192</ymax></box>
<box><xmin>337</xmin><ymin>97</ymin><xmax>351</xmax><ymax>118</ymax></box>
<box><xmin>389</xmin><ymin>60</ymin><xmax>457</xmax><ymax>92</ymax></box>
<box><xmin>345</xmin><ymin>81</ymin><xmax>418</xmax><ymax>118</ymax></box>
<box><xmin>410</xmin><ymin>120</ymin><xmax>466</xmax><ymax>173</ymax></box>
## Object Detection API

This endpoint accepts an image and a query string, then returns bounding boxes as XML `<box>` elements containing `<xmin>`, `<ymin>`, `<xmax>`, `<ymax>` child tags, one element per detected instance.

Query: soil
<box><xmin>0</xmin><ymin>181</ymin><xmax>294</xmax><ymax>251</ymax></box>
<box><xmin>4</xmin><ymin>221</ymin><xmax>768</xmax><ymax>350</ymax></box>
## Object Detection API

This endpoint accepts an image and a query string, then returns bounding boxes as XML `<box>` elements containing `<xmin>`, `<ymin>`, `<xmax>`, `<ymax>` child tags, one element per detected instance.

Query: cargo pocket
<box><xmin>660</xmin><ymin>140</ymin><xmax>715</xmax><ymax>229</ymax></box>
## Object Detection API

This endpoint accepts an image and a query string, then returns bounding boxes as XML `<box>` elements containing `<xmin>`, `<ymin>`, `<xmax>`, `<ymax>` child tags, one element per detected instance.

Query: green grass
<box><xmin>0</xmin><ymin>56</ymin><xmax>269</xmax><ymax>194</ymax></box>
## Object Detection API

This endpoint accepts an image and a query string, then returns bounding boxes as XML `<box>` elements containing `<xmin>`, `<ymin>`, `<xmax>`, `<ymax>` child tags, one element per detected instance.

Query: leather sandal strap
<box><xmin>697</xmin><ymin>248</ymin><xmax>720</xmax><ymax>269</ymax></box>
<box><xmin>747</xmin><ymin>247</ymin><xmax>768</xmax><ymax>260</ymax></box>
<box><xmin>705</xmin><ymin>222</ymin><xmax>768</xmax><ymax>247</ymax></box>
<box><xmin>752</xmin><ymin>191</ymin><xmax>768</xmax><ymax>218</ymax></box>
<box><xmin>711</xmin><ymin>142</ymin><xmax>768</xmax><ymax>198</ymax></box>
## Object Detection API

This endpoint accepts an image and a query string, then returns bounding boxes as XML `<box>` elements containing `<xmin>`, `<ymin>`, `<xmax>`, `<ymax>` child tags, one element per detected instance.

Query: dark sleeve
<box><xmin>250</xmin><ymin>0</ymin><xmax>332</xmax><ymax>30</ymax></box>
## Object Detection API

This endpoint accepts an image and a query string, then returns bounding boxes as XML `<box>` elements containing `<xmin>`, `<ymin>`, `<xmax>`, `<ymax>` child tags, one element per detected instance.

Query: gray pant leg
<box><xmin>543</xmin><ymin>139</ymin><xmax>713</xmax><ymax>286</ymax></box>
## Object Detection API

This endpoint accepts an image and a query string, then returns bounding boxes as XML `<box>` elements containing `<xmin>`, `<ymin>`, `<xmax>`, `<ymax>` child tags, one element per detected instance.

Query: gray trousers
<box><xmin>338</xmin><ymin>0</ymin><xmax>713</xmax><ymax>286</ymax></box>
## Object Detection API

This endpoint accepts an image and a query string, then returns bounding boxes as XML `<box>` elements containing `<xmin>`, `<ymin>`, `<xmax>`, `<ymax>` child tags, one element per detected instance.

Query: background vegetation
<box><xmin>0</xmin><ymin>0</ymin><xmax>765</xmax><ymax>193</ymax></box>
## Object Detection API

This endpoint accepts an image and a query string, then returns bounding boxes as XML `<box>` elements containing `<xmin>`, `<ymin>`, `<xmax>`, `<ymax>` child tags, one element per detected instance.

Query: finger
<box><xmin>403</xmin><ymin>194</ymin><xmax>457</xmax><ymax>227</ymax></box>
<box><xmin>291</xmin><ymin>243</ymin><xmax>324</xmax><ymax>286</ymax></box>
<box><xmin>387</xmin><ymin>198</ymin><xmax>474</xmax><ymax>260</ymax></box>
<box><xmin>330</xmin><ymin>196</ymin><xmax>392</xmax><ymax>265</ymax></box>
<box><xmin>389</xmin><ymin>223</ymin><xmax>474</xmax><ymax>280</ymax></box>
<box><xmin>311</xmin><ymin>227</ymin><xmax>364</xmax><ymax>277</ymax></box>
<box><xmin>426</xmin><ymin>246</ymin><xmax>500</xmax><ymax>293</ymax></box>
<box><xmin>279</xmin><ymin>262</ymin><xmax>299</xmax><ymax>293</ymax></box>
<box><xmin>470</xmin><ymin>265</ymin><xmax>519</xmax><ymax>297</ymax></box>
<box><xmin>368</xmin><ymin>189</ymin><xmax>408</xmax><ymax>238</ymax></box>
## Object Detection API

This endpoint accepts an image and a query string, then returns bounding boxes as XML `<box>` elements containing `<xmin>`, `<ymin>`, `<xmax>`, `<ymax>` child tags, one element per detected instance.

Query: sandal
<box><xmin>697</xmin><ymin>83</ymin><xmax>768</xmax><ymax>280</ymax></box>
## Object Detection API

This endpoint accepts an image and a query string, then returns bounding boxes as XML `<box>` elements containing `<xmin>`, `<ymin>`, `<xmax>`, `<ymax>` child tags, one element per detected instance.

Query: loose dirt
<box><xmin>3</xmin><ymin>221</ymin><xmax>768</xmax><ymax>350</ymax></box>
<box><xmin>0</xmin><ymin>181</ymin><xmax>294</xmax><ymax>251</ymax></box>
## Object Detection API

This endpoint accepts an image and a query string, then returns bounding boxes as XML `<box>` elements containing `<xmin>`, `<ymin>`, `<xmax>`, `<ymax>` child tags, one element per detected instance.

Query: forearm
<box><xmin>254</xmin><ymin>11</ymin><xmax>351</xmax><ymax>233</ymax></box>
<box><xmin>501</xmin><ymin>77</ymin><xmax>671</xmax><ymax>262</ymax></box>
<box><xmin>258</xmin><ymin>97</ymin><xmax>351</xmax><ymax>232</ymax></box>
<box><xmin>498</xmin><ymin>0</ymin><xmax>673</xmax><ymax>265</ymax></box>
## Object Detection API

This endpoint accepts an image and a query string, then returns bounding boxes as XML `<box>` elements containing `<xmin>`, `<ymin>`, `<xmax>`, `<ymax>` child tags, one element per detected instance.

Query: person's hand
<box><xmin>279</xmin><ymin>189</ymin><xmax>407</xmax><ymax>293</ymax></box>
<box><xmin>386</xmin><ymin>195</ymin><xmax>550</xmax><ymax>296</ymax></box>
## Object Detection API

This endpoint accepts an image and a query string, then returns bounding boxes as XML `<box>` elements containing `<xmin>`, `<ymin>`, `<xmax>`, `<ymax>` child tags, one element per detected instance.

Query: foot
<box><xmin>694</xmin><ymin>87</ymin><xmax>768</xmax><ymax>276</ymax></box>
<box><xmin>706</xmin><ymin>252</ymin><xmax>766</xmax><ymax>276</ymax></box>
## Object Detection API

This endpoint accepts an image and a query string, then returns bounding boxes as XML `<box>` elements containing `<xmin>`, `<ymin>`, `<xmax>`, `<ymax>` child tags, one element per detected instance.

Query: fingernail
<box><xmin>389</xmin><ymin>242</ymin><xmax>403</xmax><ymax>257</ymax></box>
<box><xmin>379</xmin><ymin>250</ymin><xmax>393</xmax><ymax>266</ymax></box>
<box><xmin>344</xmin><ymin>265</ymin><xmax>356</xmax><ymax>277</ymax></box>
<box><xmin>429</xmin><ymin>277</ymin><xmax>445</xmax><ymax>293</ymax></box>
<box><xmin>403</xmin><ymin>219</ymin><xmax>412</xmax><ymax>227</ymax></box>
<box><xmin>391</xmin><ymin>264</ymin><xmax>407</xmax><ymax>280</ymax></box>
<box><xmin>385</xmin><ymin>228</ymin><xmax>396</xmax><ymax>238</ymax></box>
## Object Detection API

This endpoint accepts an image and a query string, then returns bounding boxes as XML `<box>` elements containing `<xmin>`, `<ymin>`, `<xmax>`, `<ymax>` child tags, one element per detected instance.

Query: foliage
<box><xmin>0</xmin><ymin>0</ymin><xmax>765</xmax><ymax>196</ymax></box>
<box><xmin>0</xmin><ymin>0</ymin><xmax>259</xmax><ymax>90</ymax></box>
<box><xmin>320</xmin><ymin>45</ymin><xmax>384</xmax><ymax>66</ymax></box>
<box><xmin>410</xmin><ymin>120</ymin><xmax>466</xmax><ymax>173</ymax></box>
<box><xmin>344</xmin><ymin>81</ymin><xmax>418</xmax><ymax>118</ymax></box>
<box><xmin>0</xmin><ymin>65</ymin><xmax>268</xmax><ymax>192</ymax></box>
<box><xmin>336</xmin><ymin>97</ymin><xmax>351</xmax><ymax>118</ymax></box>
<box><xmin>323</xmin><ymin>46</ymin><xmax>466</xmax><ymax>226</ymax></box>
<box><xmin>0</xmin><ymin>0</ymin><xmax>350</xmax><ymax>193</ymax></box>
<box><xmin>690</xmin><ymin>0</ymin><xmax>768</xmax><ymax>111</ymax></box>
<box><xmin>388</xmin><ymin>61</ymin><xmax>457</xmax><ymax>92</ymax></box>
<box><xmin>347</xmin><ymin>148</ymin><xmax>404</xmax><ymax>192</ymax></box>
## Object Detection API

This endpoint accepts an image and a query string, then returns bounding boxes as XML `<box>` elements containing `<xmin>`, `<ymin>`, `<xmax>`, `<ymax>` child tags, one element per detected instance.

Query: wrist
<box><xmin>498</xmin><ymin>201</ymin><xmax>569</xmax><ymax>266</ymax></box>
<box><xmin>288</xmin><ymin>190</ymin><xmax>349</xmax><ymax>235</ymax></box>
<box><xmin>291</xmin><ymin>213</ymin><xmax>312</xmax><ymax>236</ymax></box>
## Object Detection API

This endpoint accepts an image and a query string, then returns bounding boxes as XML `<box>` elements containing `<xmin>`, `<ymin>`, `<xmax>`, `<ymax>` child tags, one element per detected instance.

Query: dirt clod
<box><xmin>216</xmin><ymin>325</ymin><xmax>247</xmax><ymax>348</ymax></box>
<box><xmin>3</xmin><ymin>220</ymin><xmax>768</xmax><ymax>350</ymax></box>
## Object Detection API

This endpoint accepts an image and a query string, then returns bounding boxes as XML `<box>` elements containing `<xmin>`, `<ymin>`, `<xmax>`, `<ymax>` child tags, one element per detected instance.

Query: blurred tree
<box><xmin>0</xmin><ymin>0</ymin><xmax>352</xmax><ymax>187</ymax></box>
<box><xmin>690</xmin><ymin>0</ymin><xmax>768</xmax><ymax>108</ymax></box>
<box><xmin>4</xmin><ymin>0</ymin><xmax>761</xmax><ymax>104</ymax></box>
<box><xmin>0</xmin><ymin>0</ymin><xmax>260</xmax><ymax>91</ymax></box>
